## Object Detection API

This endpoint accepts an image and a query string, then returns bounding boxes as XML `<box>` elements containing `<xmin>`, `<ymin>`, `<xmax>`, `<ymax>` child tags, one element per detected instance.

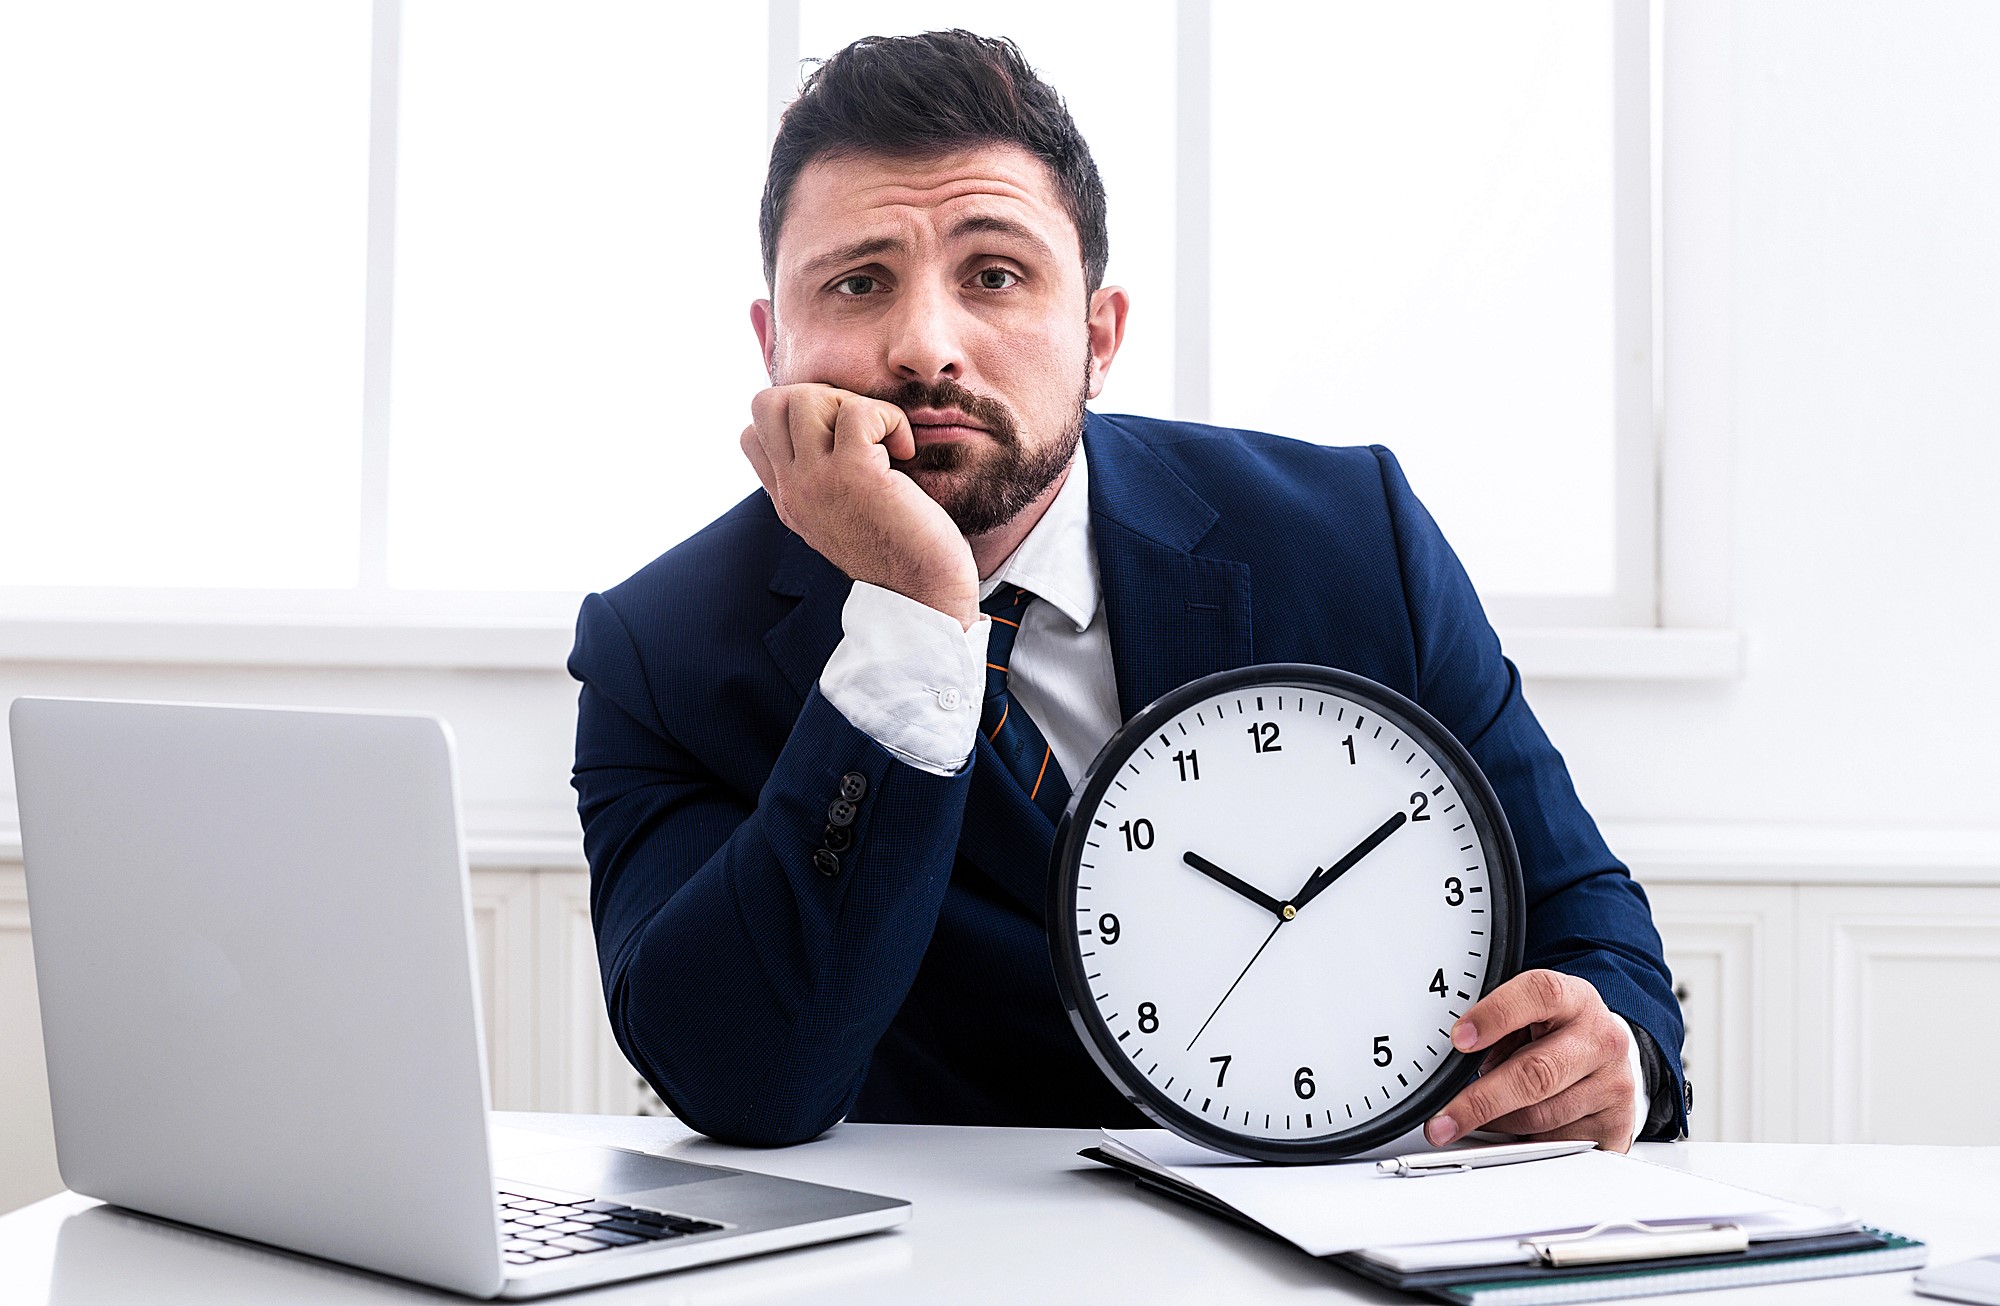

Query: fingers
<box><xmin>1428</xmin><ymin>1021</ymin><xmax>1601</xmax><ymax>1145</ymax></box>
<box><xmin>1483</xmin><ymin>1066</ymin><xmax>1636</xmax><ymax>1151</ymax></box>
<box><xmin>1452</xmin><ymin>969</ymin><xmax>1588</xmax><ymax>1055</ymax></box>
<box><xmin>832</xmin><ymin>392</ymin><xmax>915</xmax><ymax>463</ymax></box>
<box><xmin>740</xmin><ymin>425</ymin><xmax>777</xmax><ymax>498</ymax></box>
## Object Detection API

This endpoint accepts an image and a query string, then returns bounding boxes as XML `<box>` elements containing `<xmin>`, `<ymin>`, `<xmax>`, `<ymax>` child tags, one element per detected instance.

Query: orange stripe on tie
<box><xmin>988</xmin><ymin>702</ymin><xmax>1009</xmax><ymax>740</ymax></box>
<box><xmin>986</xmin><ymin>662</ymin><xmax>1008</xmax><ymax>673</ymax></box>
<box><xmin>990</xmin><ymin>615</ymin><xmax>1020</xmax><ymax>628</ymax></box>
<box><xmin>1030</xmin><ymin>746</ymin><xmax>1052</xmax><ymax>800</ymax></box>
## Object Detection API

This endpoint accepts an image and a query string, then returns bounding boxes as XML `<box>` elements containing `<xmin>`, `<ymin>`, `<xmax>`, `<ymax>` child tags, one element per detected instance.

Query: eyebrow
<box><xmin>945</xmin><ymin>213</ymin><xmax>1058</xmax><ymax>263</ymax></box>
<box><xmin>797</xmin><ymin>236</ymin><xmax>906</xmax><ymax>281</ymax></box>
<box><xmin>793</xmin><ymin>214</ymin><xmax>1060</xmax><ymax>282</ymax></box>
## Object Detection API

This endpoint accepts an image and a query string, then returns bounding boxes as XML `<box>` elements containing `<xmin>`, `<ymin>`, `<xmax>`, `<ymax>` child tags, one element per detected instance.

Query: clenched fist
<box><xmin>740</xmin><ymin>384</ymin><xmax>980</xmax><ymax>626</ymax></box>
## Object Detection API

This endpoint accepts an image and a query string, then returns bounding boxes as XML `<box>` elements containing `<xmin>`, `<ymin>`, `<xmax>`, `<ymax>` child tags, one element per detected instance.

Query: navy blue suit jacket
<box><xmin>569</xmin><ymin>413</ymin><xmax>1687</xmax><ymax>1146</ymax></box>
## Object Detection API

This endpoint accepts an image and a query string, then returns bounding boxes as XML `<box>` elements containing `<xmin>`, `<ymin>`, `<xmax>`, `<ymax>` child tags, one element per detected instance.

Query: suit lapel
<box><xmin>763</xmin><ymin>532</ymin><xmax>850</xmax><ymax>702</ymax></box>
<box><xmin>1085</xmin><ymin>416</ymin><xmax>1255</xmax><ymax>720</ymax></box>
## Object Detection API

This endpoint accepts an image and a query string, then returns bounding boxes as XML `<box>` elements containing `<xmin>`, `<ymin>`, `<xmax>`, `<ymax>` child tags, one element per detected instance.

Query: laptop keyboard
<box><xmin>496</xmin><ymin>1189</ymin><xmax>724</xmax><ymax>1266</ymax></box>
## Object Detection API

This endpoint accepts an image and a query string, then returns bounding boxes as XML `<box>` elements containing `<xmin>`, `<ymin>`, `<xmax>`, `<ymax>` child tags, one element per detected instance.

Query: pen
<box><xmin>1376</xmin><ymin>1139</ymin><xmax>1598</xmax><ymax>1177</ymax></box>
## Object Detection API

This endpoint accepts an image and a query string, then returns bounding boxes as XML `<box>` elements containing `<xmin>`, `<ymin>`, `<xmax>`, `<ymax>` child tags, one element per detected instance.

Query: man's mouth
<box><xmin>906</xmin><ymin>408</ymin><xmax>988</xmax><ymax>442</ymax></box>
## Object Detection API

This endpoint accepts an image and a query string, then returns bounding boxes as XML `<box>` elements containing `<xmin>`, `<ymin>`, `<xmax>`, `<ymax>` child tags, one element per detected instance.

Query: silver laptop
<box><xmin>10</xmin><ymin>697</ymin><xmax>909</xmax><ymax>1298</ymax></box>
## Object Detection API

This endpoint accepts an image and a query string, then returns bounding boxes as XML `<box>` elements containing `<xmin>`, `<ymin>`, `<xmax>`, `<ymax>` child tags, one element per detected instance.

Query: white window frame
<box><xmin>0</xmin><ymin>0</ymin><xmax>1740</xmax><ymax>680</ymax></box>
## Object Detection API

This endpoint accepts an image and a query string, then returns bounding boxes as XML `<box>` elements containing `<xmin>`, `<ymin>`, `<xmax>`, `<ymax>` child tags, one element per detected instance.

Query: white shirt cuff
<box><xmin>1611</xmin><ymin>1014</ymin><xmax>1652</xmax><ymax>1147</ymax></box>
<box><xmin>818</xmin><ymin>582</ymin><xmax>987</xmax><ymax>777</ymax></box>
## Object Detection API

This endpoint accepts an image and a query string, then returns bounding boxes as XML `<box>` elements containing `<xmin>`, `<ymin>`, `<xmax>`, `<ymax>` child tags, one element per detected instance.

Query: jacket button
<box><xmin>839</xmin><ymin>772</ymin><xmax>868</xmax><ymax>802</ymax></box>
<box><xmin>822</xmin><ymin>824</ymin><xmax>853</xmax><ymax>853</ymax></box>
<box><xmin>826</xmin><ymin>798</ymin><xmax>857</xmax><ymax>828</ymax></box>
<box><xmin>812</xmin><ymin>848</ymin><xmax>840</xmax><ymax>877</ymax></box>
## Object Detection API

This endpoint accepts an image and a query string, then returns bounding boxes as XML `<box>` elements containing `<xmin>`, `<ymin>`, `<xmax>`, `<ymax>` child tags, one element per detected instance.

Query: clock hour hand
<box><xmin>1182</xmin><ymin>851</ymin><xmax>1291</xmax><ymax>920</ymax></box>
<box><xmin>1288</xmin><ymin>811</ymin><xmax>1408</xmax><ymax>915</ymax></box>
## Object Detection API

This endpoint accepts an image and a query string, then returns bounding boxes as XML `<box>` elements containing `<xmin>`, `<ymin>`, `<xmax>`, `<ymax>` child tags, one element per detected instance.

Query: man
<box><xmin>569</xmin><ymin>30</ymin><xmax>1685</xmax><ymax>1151</ymax></box>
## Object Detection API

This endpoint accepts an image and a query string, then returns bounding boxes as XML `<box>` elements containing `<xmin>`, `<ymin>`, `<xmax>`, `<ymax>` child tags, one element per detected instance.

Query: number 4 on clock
<box><xmin>1428</xmin><ymin>968</ymin><xmax>1447</xmax><ymax>997</ymax></box>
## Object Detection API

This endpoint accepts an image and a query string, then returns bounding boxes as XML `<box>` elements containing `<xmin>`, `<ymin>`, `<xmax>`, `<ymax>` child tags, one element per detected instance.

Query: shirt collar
<box><xmin>977</xmin><ymin>441</ymin><xmax>1098</xmax><ymax>632</ymax></box>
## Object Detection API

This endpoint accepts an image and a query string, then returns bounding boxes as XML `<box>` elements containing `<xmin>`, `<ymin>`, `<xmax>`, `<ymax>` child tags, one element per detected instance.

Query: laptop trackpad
<box><xmin>499</xmin><ymin>1143</ymin><xmax>742</xmax><ymax>1199</ymax></box>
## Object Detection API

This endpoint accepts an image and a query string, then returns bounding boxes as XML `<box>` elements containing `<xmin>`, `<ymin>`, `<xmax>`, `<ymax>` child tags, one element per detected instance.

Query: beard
<box><xmin>871</xmin><ymin>366</ymin><xmax>1089</xmax><ymax>538</ymax></box>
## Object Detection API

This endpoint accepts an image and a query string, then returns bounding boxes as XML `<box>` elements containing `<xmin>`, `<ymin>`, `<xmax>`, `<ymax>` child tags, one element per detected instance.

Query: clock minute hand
<box><xmin>1182</xmin><ymin>851</ymin><xmax>1290</xmax><ymax>920</ymax></box>
<box><xmin>1288</xmin><ymin>811</ymin><xmax>1408</xmax><ymax>915</ymax></box>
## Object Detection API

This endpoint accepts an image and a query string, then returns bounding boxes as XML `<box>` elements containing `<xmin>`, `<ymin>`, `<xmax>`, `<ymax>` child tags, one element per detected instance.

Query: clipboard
<box><xmin>1080</xmin><ymin>1145</ymin><xmax>1909</xmax><ymax>1300</ymax></box>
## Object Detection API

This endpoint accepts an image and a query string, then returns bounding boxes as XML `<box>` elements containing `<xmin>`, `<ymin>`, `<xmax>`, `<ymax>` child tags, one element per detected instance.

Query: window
<box><xmin>0</xmin><ymin>0</ymin><xmax>1654</xmax><ymax>633</ymax></box>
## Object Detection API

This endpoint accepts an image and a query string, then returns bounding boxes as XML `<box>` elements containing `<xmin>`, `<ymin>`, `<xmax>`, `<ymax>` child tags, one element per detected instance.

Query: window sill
<box><xmin>0</xmin><ymin>614</ymin><xmax>1745</xmax><ymax>680</ymax></box>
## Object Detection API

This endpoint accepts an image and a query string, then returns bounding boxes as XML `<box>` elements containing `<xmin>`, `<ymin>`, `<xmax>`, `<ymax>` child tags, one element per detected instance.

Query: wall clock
<box><xmin>1049</xmin><ymin>664</ymin><xmax>1524</xmax><ymax>1161</ymax></box>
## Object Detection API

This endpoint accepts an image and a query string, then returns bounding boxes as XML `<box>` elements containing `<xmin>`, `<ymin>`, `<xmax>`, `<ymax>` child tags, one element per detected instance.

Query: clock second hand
<box><xmin>1184</xmin><ymin>812</ymin><xmax>1409</xmax><ymax>1051</ymax></box>
<box><xmin>1185</xmin><ymin>918</ymin><xmax>1286</xmax><ymax>1051</ymax></box>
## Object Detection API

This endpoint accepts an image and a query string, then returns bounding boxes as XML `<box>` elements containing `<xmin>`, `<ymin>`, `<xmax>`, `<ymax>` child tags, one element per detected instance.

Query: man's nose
<box><xmin>883</xmin><ymin>278</ymin><xmax>965</xmax><ymax>383</ymax></box>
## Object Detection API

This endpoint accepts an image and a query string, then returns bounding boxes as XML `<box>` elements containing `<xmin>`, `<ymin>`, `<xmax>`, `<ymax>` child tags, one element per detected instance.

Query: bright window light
<box><xmin>387</xmin><ymin>2</ymin><xmax>772</xmax><ymax>592</ymax></box>
<box><xmin>1210</xmin><ymin>2</ymin><xmax>1618</xmax><ymax>598</ymax></box>
<box><xmin>0</xmin><ymin>2</ymin><xmax>371</xmax><ymax>588</ymax></box>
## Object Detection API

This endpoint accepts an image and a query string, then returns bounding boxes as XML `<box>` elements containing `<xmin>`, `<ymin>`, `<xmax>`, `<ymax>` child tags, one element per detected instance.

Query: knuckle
<box><xmin>1516</xmin><ymin>1049</ymin><xmax>1567</xmax><ymax>1102</ymax></box>
<box><xmin>1525</xmin><ymin>969</ymin><xmax>1568</xmax><ymax>1011</ymax></box>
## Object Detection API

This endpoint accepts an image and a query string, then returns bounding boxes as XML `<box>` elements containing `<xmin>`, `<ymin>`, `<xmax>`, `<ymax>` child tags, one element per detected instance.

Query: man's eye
<box><xmin>832</xmin><ymin>275</ymin><xmax>878</xmax><ymax>296</ymax></box>
<box><xmin>973</xmin><ymin>268</ymin><xmax>1020</xmax><ymax>290</ymax></box>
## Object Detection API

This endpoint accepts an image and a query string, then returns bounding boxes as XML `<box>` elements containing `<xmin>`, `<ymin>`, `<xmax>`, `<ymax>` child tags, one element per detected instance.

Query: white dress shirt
<box><xmin>816</xmin><ymin>443</ymin><xmax>1651</xmax><ymax>1143</ymax></box>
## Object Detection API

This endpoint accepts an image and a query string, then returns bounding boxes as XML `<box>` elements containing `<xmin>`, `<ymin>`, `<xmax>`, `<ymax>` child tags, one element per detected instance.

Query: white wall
<box><xmin>1532</xmin><ymin>0</ymin><xmax>2000</xmax><ymax>831</ymax></box>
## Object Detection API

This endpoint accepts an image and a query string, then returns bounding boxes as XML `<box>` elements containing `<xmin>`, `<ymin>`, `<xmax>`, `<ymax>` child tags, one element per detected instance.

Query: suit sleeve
<box><xmin>1371</xmin><ymin>447</ymin><xmax>1689</xmax><ymax>1138</ymax></box>
<box><xmin>568</xmin><ymin>590</ymin><xmax>971</xmax><ymax>1146</ymax></box>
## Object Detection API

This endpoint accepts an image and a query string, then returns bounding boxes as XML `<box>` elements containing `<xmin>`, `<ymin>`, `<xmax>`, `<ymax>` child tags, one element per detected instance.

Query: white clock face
<box><xmin>1059</xmin><ymin>675</ymin><xmax>1513</xmax><ymax>1152</ymax></box>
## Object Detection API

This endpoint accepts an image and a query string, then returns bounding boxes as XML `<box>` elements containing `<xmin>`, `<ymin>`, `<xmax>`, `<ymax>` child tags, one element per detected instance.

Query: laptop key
<box><xmin>545</xmin><ymin>1221</ymin><xmax>592</xmax><ymax>1234</ymax></box>
<box><xmin>578</xmin><ymin>1201</ymin><xmax>628</xmax><ymax>1213</ymax></box>
<box><xmin>577</xmin><ymin>1227</ymin><xmax>646</xmax><ymax>1247</ymax></box>
<box><xmin>668</xmin><ymin>1219</ymin><xmax>722</xmax><ymax>1235</ymax></box>
<box><xmin>507</xmin><ymin>1198</ymin><xmax>554</xmax><ymax>1211</ymax></box>
<box><xmin>526</xmin><ymin>1245</ymin><xmax>572</xmax><ymax>1259</ymax></box>
<box><xmin>599</xmin><ymin>1219</ymin><xmax>675</xmax><ymax>1241</ymax></box>
<box><xmin>569</xmin><ymin>1211</ymin><xmax>614</xmax><ymax>1224</ymax></box>
<box><xmin>551</xmin><ymin>1235</ymin><xmax>617</xmax><ymax>1253</ymax></box>
<box><xmin>504</xmin><ymin>1252</ymin><xmax>536</xmax><ymax>1265</ymax></box>
<box><xmin>616</xmin><ymin>1207</ymin><xmax>668</xmax><ymax>1223</ymax></box>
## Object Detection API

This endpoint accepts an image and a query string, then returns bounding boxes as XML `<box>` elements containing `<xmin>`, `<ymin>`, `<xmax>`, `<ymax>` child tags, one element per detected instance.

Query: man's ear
<box><xmin>1084</xmin><ymin>285</ymin><xmax>1130</xmax><ymax>401</ymax></box>
<box><xmin>750</xmin><ymin>299</ymin><xmax>779</xmax><ymax>382</ymax></box>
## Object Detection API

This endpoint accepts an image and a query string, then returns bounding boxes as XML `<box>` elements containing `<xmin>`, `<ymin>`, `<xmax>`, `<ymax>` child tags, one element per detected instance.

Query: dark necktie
<box><xmin>980</xmin><ymin>587</ymin><xmax>1072</xmax><ymax>824</ymax></box>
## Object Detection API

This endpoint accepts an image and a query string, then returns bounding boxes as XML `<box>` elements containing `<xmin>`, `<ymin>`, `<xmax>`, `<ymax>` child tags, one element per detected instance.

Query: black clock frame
<box><xmin>1048</xmin><ymin>663</ymin><xmax>1526</xmax><ymax>1163</ymax></box>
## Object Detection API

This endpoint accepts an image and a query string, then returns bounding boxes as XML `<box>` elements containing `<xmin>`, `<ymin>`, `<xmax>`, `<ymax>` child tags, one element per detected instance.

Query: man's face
<box><xmin>752</xmin><ymin>145</ymin><xmax>1126</xmax><ymax>536</ymax></box>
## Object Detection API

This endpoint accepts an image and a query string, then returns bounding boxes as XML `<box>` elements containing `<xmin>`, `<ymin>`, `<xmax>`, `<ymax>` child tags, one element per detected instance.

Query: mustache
<box><xmin>867</xmin><ymin>378</ymin><xmax>1019</xmax><ymax>446</ymax></box>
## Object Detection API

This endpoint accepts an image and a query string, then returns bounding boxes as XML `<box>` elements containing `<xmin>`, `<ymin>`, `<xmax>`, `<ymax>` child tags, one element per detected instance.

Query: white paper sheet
<box><xmin>1100</xmin><ymin>1129</ymin><xmax>1828</xmax><ymax>1257</ymax></box>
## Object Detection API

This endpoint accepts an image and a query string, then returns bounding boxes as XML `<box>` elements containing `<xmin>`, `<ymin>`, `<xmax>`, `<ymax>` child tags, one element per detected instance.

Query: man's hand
<box><xmin>741</xmin><ymin>384</ymin><xmax>979</xmax><ymax>626</ymax></box>
<box><xmin>1425</xmin><ymin>969</ymin><xmax>1639</xmax><ymax>1153</ymax></box>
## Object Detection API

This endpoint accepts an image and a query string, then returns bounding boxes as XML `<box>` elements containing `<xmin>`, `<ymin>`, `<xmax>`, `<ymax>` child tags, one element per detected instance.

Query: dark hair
<box><xmin>760</xmin><ymin>30</ymin><xmax>1109</xmax><ymax>295</ymax></box>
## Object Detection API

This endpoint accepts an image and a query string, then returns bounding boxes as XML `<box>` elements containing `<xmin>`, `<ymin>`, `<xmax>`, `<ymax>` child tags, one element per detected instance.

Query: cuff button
<box><xmin>838</xmin><ymin>772</ymin><xmax>868</xmax><ymax>802</ymax></box>
<box><xmin>937</xmin><ymin>686</ymin><xmax>962</xmax><ymax>710</ymax></box>
<box><xmin>826</xmin><ymin>798</ymin><xmax>857</xmax><ymax>828</ymax></box>
<box><xmin>811</xmin><ymin>848</ymin><xmax>841</xmax><ymax>877</ymax></box>
<box><xmin>823</xmin><ymin>824</ymin><xmax>853</xmax><ymax>853</ymax></box>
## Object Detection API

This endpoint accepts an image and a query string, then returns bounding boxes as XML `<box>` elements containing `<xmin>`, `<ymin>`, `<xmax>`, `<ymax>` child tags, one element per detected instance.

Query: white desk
<box><xmin>2</xmin><ymin>1113</ymin><xmax>1994</xmax><ymax>1304</ymax></box>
